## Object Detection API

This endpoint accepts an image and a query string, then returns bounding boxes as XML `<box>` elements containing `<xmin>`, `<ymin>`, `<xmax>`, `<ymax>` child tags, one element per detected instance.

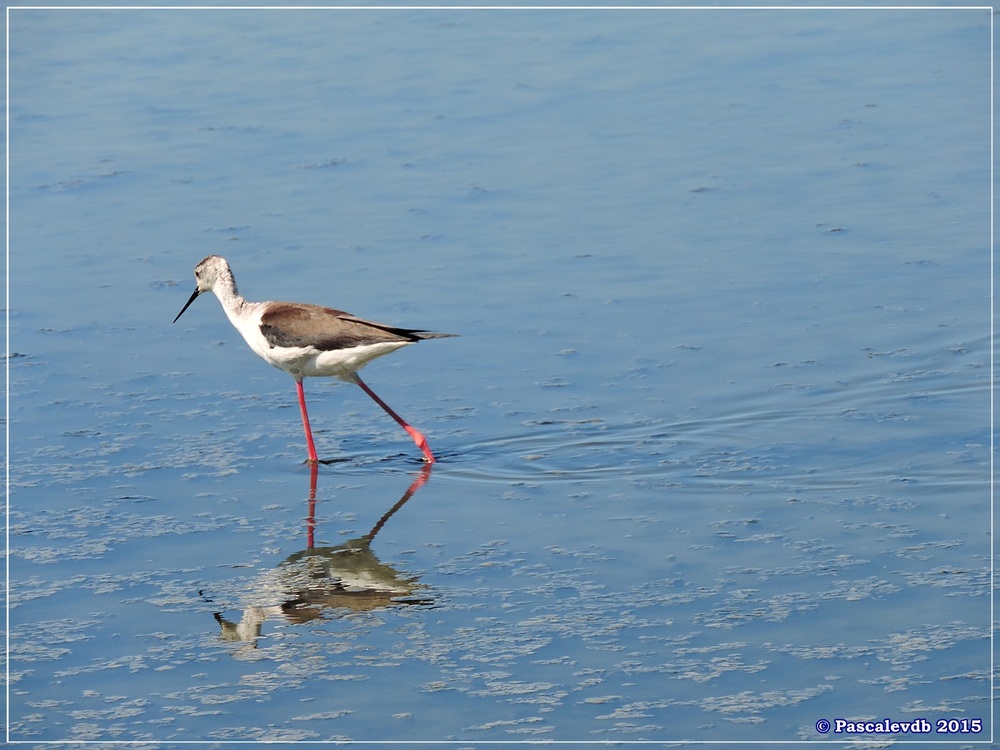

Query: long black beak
<box><xmin>173</xmin><ymin>288</ymin><xmax>202</xmax><ymax>323</ymax></box>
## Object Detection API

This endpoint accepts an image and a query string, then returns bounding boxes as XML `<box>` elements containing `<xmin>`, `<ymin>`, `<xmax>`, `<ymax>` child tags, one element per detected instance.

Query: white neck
<box><xmin>211</xmin><ymin>268</ymin><xmax>248</xmax><ymax>320</ymax></box>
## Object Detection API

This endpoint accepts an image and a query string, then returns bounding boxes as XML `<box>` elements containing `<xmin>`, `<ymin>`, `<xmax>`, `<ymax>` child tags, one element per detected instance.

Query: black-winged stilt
<box><xmin>173</xmin><ymin>255</ymin><xmax>455</xmax><ymax>464</ymax></box>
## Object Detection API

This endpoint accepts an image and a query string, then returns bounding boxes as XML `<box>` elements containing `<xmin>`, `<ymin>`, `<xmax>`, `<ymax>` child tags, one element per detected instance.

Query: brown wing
<box><xmin>260</xmin><ymin>303</ymin><xmax>455</xmax><ymax>351</ymax></box>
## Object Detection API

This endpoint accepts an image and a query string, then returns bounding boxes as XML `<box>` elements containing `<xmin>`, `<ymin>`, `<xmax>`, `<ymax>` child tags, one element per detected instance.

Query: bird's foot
<box><xmin>404</xmin><ymin>425</ymin><xmax>436</xmax><ymax>464</ymax></box>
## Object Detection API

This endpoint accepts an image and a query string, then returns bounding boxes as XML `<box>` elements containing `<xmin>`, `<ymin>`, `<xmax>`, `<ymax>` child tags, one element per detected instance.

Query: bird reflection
<box><xmin>214</xmin><ymin>463</ymin><xmax>433</xmax><ymax>646</ymax></box>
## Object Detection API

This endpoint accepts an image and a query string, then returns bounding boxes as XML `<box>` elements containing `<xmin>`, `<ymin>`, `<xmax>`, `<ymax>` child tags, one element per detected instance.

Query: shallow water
<box><xmin>7</xmin><ymin>7</ymin><xmax>992</xmax><ymax>746</ymax></box>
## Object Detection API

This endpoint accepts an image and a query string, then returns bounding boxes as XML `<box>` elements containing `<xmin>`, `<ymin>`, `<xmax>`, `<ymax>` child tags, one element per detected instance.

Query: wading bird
<box><xmin>173</xmin><ymin>255</ymin><xmax>454</xmax><ymax>463</ymax></box>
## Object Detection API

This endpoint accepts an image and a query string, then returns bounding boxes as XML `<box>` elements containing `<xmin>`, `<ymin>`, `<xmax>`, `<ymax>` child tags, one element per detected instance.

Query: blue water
<box><xmin>7</xmin><ymin>7</ymin><xmax>992</xmax><ymax>745</ymax></box>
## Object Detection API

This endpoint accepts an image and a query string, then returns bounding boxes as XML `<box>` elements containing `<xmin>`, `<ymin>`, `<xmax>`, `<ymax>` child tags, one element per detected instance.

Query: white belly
<box><xmin>276</xmin><ymin>341</ymin><xmax>411</xmax><ymax>380</ymax></box>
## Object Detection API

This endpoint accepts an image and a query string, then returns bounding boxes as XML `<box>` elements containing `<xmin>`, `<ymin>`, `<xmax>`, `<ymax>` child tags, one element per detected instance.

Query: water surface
<box><xmin>7</xmin><ymin>6</ymin><xmax>992</xmax><ymax>745</ymax></box>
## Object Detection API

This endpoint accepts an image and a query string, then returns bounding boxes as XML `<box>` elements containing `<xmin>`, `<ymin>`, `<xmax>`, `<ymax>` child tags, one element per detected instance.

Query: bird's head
<box><xmin>173</xmin><ymin>255</ymin><xmax>233</xmax><ymax>323</ymax></box>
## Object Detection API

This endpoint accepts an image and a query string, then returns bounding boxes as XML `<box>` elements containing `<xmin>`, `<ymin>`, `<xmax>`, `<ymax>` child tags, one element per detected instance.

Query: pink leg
<box><xmin>296</xmin><ymin>379</ymin><xmax>319</xmax><ymax>464</ymax></box>
<box><xmin>354</xmin><ymin>375</ymin><xmax>436</xmax><ymax>463</ymax></box>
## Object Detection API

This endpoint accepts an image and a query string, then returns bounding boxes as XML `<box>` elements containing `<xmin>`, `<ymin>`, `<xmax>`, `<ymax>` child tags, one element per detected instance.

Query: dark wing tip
<box><xmin>410</xmin><ymin>331</ymin><xmax>458</xmax><ymax>340</ymax></box>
